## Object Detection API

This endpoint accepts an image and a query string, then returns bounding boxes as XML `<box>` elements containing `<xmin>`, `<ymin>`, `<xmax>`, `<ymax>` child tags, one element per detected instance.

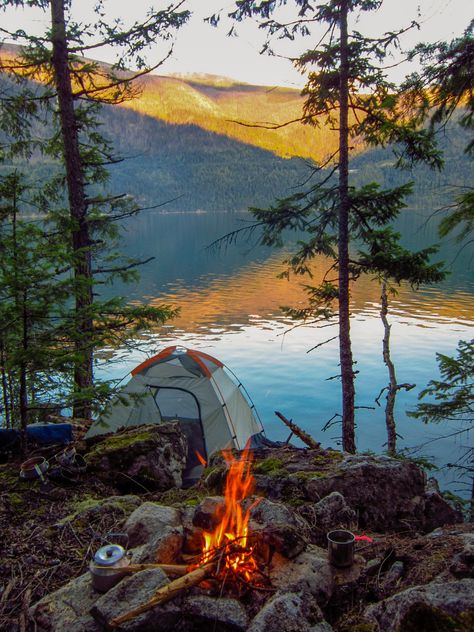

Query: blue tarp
<box><xmin>0</xmin><ymin>423</ymin><xmax>73</xmax><ymax>450</ymax></box>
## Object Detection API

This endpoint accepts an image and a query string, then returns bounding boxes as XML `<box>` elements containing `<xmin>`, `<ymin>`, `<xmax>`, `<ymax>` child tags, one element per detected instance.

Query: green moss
<box><xmin>295</xmin><ymin>470</ymin><xmax>326</xmax><ymax>480</ymax></box>
<box><xmin>87</xmin><ymin>430</ymin><xmax>155</xmax><ymax>459</ymax></box>
<box><xmin>397</xmin><ymin>604</ymin><xmax>474</xmax><ymax>632</ymax></box>
<box><xmin>0</xmin><ymin>463</ymin><xmax>21</xmax><ymax>485</ymax></box>
<box><xmin>253</xmin><ymin>457</ymin><xmax>288</xmax><ymax>476</ymax></box>
<box><xmin>159</xmin><ymin>486</ymin><xmax>207</xmax><ymax>507</ymax></box>
<box><xmin>7</xmin><ymin>492</ymin><xmax>24</xmax><ymax>506</ymax></box>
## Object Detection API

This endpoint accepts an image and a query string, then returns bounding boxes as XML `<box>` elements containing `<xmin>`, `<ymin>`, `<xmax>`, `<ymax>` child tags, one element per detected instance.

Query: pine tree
<box><xmin>0</xmin><ymin>0</ymin><xmax>188</xmax><ymax>419</ymax></box>
<box><xmin>221</xmin><ymin>0</ymin><xmax>444</xmax><ymax>452</ymax></box>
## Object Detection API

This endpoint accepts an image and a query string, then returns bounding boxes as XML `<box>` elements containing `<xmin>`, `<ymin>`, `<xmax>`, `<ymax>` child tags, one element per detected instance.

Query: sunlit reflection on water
<box><xmin>101</xmin><ymin>215</ymin><xmax>473</xmax><ymax>497</ymax></box>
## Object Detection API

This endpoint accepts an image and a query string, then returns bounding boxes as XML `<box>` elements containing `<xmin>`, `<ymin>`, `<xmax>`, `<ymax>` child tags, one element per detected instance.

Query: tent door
<box><xmin>151</xmin><ymin>387</ymin><xmax>207</xmax><ymax>483</ymax></box>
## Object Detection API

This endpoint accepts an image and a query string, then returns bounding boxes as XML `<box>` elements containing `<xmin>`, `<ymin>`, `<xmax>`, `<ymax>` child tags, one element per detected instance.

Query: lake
<box><xmin>100</xmin><ymin>207</ymin><xmax>474</xmax><ymax>497</ymax></box>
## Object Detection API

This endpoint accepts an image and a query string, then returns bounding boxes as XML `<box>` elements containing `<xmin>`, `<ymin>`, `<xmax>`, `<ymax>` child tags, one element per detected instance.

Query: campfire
<box><xmin>110</xmin><ymin>445</ymin><xmax>267</xmax><ymax>628</ymax></box>
<box><xmin>198</xmin><ymin>446</ymin><xmax>260</xmax><ymax>583</ymax></box>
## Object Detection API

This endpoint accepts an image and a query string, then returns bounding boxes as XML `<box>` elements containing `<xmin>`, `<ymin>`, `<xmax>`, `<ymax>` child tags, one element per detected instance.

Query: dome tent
<box><xmin>85</xmin><ymin>346</ymin><xmax>265</xmax><ymax>484</ymax></box>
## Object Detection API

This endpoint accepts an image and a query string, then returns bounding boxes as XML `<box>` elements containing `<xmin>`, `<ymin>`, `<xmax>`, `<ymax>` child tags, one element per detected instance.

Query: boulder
<box><xmin>248</xmin><ymin>590</ymin><xmax>332</xmax><ymax>632</ymax></box>
<box><xmin>304</xmin><ymin>491</ymin><xmax>356</xmax><ymax>541</ymax></box>
<box><xmin>304</xmin><ymin>454</ymin><xmax>427</xmax><ymax>531</ymax></box>
<box><xmin>124</xmin><ymin>502</ymin><xmax>181</xmax><ymax>547</ymax></box>
<box><xmin>85</xmin><ymin>422</ymin><xmax>187</xmax><ymax>492</ymax></box>
<box><xmin>29</xmin><ymin>573</ymin><xmax>101</xmax><ymax>632</ymax></box>
<box><xmin>364</xmin><ymin>578</ymin><xmax>474</xmax><ymax>632</ymax></box>
<box><xmin>131</xmin><ymin>526</ymin><xmax>184</xmax><ymax>564</ymax></box>
<box><xmin>449</xmin><ymin>534</ymin><xmax>474</xmax><ymax>578</ymax></box>
<box><xmin>249</xmin><ymin>497</ymin><xmax>310</xmax><ymax>558</ymax></box>
<box><xmin>192</xmin><ymin>496</ymin><xmax>225</xmax><ymax>531</ymax></box>
<box><xmin>90</xmin><ymin>568</ymin><xmax>178</xmax><ymax>631</ymax></box>
<box><xmin>270</xmin><ymin>545</ymin><xmax>334</xmax><ymax>605</ymax></box>
<box><xmin>183</xmin><ymin>595</ymin><xmax>249</xmax><ymax>631</ymax></box>
<box><xmin>422</xmin><ymin>490</ymin><xmax>464</xmax><ymax>532</ymax></box>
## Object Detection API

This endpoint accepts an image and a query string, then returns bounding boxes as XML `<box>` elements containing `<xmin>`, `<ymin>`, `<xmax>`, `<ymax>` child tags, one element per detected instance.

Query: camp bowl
<box><xmin>20</xmin><ymin>456</ymin><xmax>49</xmax><ymax>480</ymax></box>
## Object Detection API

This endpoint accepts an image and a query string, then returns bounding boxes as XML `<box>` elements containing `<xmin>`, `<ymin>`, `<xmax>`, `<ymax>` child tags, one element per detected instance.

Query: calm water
<box><xmin>100</xmin><ymin>209</ymin><xmax>474</xmax><ymax>496</ymax></box>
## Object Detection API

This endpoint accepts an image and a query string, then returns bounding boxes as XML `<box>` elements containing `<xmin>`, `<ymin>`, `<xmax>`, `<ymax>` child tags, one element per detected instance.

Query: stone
<box><xmin>304</xmin><ymin>454</ymin><xmax>427</xmax><ymax>531</ymax></box>
<box><xmin>449</xmin><ymin>534</ymin><xmax>474</xmax><ymax>578</ymax></box>
<box><xmin>183</xmin><ymin>595</ymin><xmax>248</xmax><ymax>631</ymax></box>
<box><xmin>131</xmin><ymin>526</ymin><xmax>184</xmax><ymax>564</ymax></box>
<box><xmin>270</xmin><ymin>545</ymin><xmax>334</xmax><ymax>605</ymax></box>
<box><xmin>29</xmin><ymin>573</ymin><xmax>101</xmax><ymax>632</ymax></box>
<box><xmin>422</xmin><ymin>490</ymin><xmax>463</xmax><ymax>532</ymax></box>
<box><xmin>57</xmin><ymin>495</ymin><xmax>142</xmax><ymax>527</ymax></box>
<box><xmin>307</xmin><ymin>491</ymin><xmax>356</xmax><ymax>540</ymax></box>
<box><xmin>91</xmin><ymin>568</ymin><xmax>179</xmax><ymax>631</ymax></box>
<box><xmin>380</xmin><ymin>560</ymin><xmax>405</xmax><ymax>593</ymax></box>
<box><xmin>86</xmin><ymin>422</ymin><xmax>187</xmax><ymax>492</ymax></box>
<box><xmin>124</xmin><ymin>502</ymin><xmax>181</xmax><ymax>547</ymax></box>
<box><xmin>192</xmin><ymin>496</ymin><xmax>225</xmax><ymax>531</ymax></box>
<box><xmin>249</xmin><ymin>497</ymin><xmax>310</xmax><ymax>558</ymax></box>
<box><xmin>364</xmin><ymin>578</ymin><xmax>474</xmax><ymax>632</ymax></box>
<box><xmin>248</xmin><ymin>590</ymin><xmax>330</xmax><ymax>632</ymax></box>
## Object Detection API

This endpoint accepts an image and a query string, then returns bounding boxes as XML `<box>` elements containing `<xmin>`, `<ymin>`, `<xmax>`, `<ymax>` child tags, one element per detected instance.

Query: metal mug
<box><xmin>327</xmin><ymin>529</ymin><xmax>355</xmax><ymax>568</ymax></box>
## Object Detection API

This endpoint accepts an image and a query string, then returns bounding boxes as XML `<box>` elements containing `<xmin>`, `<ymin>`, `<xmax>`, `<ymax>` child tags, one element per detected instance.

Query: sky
<box><xmin>1</xmin><ymin>0</ymin><xmax>472</xmax><ymax>87</ymax></box>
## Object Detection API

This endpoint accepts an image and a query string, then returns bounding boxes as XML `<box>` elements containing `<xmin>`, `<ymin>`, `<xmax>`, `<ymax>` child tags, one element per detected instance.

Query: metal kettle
<box><xmin>89</xmin><ymin>543</ymin><xmax>131</xmax><ymax>592</ymax></box>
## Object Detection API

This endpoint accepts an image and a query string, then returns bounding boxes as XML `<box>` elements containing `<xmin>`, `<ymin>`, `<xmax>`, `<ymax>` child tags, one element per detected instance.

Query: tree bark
<box><xmin>338</xmin><ymin>0</ymin><xmax>356</xmax><ymax>453</ymax></box>
<box><xmin>50</xmin><ymin>0</ymin><xmax>93</xmax><ymax>420</ymax></box>
<box><xmin>380</xmin><ymin>279</ymin><xmax>397</xmax><ymax>454</ymax></box>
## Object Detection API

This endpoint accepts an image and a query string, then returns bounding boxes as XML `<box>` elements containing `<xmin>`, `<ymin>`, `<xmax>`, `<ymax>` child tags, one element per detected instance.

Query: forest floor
<box><xmin>0</xmin><ymin>440</ymin><xmax>471</xmax><ymax>632</ymax></box>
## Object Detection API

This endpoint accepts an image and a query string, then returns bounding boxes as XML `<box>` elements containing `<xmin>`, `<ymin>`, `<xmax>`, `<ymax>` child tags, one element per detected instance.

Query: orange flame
<box><xmin>199</xmin><ymin>444</ymin><xmax>258</xmax><ymax>580</ymax></box>
<box><xmin>195</xmin><ymin>450</ymin><xmax>207</xmax><ymax>467</ymax></box>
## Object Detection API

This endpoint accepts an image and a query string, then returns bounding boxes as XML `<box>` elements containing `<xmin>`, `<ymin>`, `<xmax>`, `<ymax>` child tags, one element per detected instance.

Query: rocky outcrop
<box><xmin>28</xmin><ymin>446</ymin><xmax>468</xmax><ymax>632</ymax></box>
<box><xmin>248</xmin><ymin>449</ymin><xmax>462</xmax><ymax>532</ymax></box>
<box><xmin>85</xmin><ymin>422</ymin><xmax>187</xmax><ymax>492</ymax></box>
<box><xmin>363</xmin><ymin>578</ymin><xmax>474</xmax><ymax>631</ymax></box>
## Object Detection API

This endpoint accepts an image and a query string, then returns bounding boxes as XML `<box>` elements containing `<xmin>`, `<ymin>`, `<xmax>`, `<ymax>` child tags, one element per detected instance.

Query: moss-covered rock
<box><xmin>85</xmin><ymin>422</ymin><xmax>187</xmax><ymax>492</ymax></box>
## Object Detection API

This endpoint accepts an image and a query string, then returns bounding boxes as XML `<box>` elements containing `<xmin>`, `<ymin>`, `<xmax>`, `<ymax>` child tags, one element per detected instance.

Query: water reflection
<box><xmin>105</xmin><ymin>209</ymin><xmax>473</xmax><ymax>497</ymax></box>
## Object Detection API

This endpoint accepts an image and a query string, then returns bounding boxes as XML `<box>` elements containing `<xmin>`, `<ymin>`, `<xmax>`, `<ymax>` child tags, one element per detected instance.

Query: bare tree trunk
<box><xmin>0</xmin><ymin>342</ymin><xmax>11</xmax><ymax>428</ymax></box>
<box><xmin>338</xmin><ymin>0</ymin><xmax>356</xmax><ymax>453</ymax></box>
<box><xmin>50</xmin><ymin>0</ymin><xmax>93</xmax><ymax>420</ymax></box>
<box><xmin>380</xmin><ymin>279</ymin><xmax>397</xmax><ymax>454</ymax></box>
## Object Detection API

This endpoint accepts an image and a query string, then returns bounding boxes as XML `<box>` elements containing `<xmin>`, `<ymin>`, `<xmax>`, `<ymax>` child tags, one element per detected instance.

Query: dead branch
<box><xmin>109</xmin><ymin>563</ymin><xmax>214</xmax><ymax>628</ymax></box>
<box><xmin>274</xmin><ymin>411</ymin><xmax>320</xmax><ymax>449</ymax></box>
<box><xmin>122</xmin><ymin>563</ymin><xmax>189</xmax><ymax>576</ymax></box>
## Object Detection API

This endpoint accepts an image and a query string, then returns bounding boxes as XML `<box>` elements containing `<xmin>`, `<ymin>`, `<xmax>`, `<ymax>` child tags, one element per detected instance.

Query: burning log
<box><xmin>275</xmin><ymin>410</ymin><xmax>321</xmax><ymax>449</ymax></box>
<box><xmin>108</xmin><ymin>563</ymin><xmax>214</xmax><ymax>628</ymax></box>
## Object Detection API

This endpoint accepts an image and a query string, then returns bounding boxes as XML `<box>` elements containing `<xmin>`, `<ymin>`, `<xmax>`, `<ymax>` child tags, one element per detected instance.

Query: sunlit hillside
<box><xmin>124</xmin><ymin>73</ymin><xmax>338</xmax><ymax>162</ymax></box>
<box><xmin>0</xmin><ymin>43</ymin><xmax>339</xmax><ymax>162</ymax></box>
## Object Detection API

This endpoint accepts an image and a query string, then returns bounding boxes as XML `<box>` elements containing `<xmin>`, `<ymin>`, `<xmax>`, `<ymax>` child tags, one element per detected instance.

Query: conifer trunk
<box><xmin>50</xmin><ymin>0</ymin><xmax>93</xmax><ymax>420</ymax></box>
<box><xmin>338</xmin><ymin>0</ymin><xmax>356</xmax><ymax>453</ymax></box>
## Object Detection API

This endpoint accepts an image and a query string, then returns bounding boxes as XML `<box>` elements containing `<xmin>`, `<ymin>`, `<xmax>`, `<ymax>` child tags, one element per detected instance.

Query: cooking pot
<box><xmin>89</xmin><ymin>544</ymin><xmax>131</xmax><ymax>592</ymax></box>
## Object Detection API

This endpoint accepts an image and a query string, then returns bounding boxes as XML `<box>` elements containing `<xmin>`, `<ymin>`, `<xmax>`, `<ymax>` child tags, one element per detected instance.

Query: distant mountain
<box><xmin>0</xmin><ymin>44</ymin><xmax>470</xmax><ymax>214</ymax></box>
<box><xmin>123</xmin><ymin>72</ymin><xmax>336</xmax><ymax>162</ymax></box>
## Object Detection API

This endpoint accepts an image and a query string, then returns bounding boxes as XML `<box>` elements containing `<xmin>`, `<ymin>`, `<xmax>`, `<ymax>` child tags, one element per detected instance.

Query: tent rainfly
<box><xmin>85</xmin><ymin>346</ymin><xmax>265</xmax><ymax>483</ymax></box>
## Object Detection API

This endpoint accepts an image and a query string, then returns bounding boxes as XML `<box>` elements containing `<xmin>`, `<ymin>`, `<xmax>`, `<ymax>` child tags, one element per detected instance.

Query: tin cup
<box><xmin>327</xmin><ymin>529</ymin><xmax>355</xmax><ymax>568</ymax></box>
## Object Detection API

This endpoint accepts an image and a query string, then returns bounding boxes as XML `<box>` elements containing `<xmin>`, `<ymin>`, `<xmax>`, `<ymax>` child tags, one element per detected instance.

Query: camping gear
<box><xmin>327</xmin><ymin>529</ymin><xmax>355</xmax><ymax>567</ymax></box>
<box><xmin>26</xmin><ymin>422</ymin><xmax>73</xmax><ymax>445</ymax></box>
<box><xmin>89</xmin><ymin>544</ymin><xmax>131</xmax><ymax>592</ymax></box>
<box><xmin>19</xmin><ymin>456</ymin><xmax>49</xmax><ymax>480</ymax></box>
<box><xmin>85</xmin><ymin>346</ymin><xmax>265</xmax><ymax>484</ymax></box>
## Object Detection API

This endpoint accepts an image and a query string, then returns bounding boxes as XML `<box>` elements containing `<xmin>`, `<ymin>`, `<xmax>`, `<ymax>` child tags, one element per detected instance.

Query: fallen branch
<box><xmin>275</xmin><ymin>411</ymin><xmax>320</xmax><ymax>449</ymax></box>
<box><xmin>109</xmin><ymin>563</ymin><xmax>214</xmax><ymax>628</ymax></box>
<box><xmin>122</xmin><ymin>563</ymin><xmax>189</xmax><ymax>576</ymax></box>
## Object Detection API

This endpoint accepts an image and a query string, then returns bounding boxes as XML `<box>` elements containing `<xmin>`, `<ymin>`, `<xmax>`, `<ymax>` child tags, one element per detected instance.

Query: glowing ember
<box><xmin>199</xmin><ymin>444</ymin><xmax>258</xmax><ymax>581</ymax></box>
